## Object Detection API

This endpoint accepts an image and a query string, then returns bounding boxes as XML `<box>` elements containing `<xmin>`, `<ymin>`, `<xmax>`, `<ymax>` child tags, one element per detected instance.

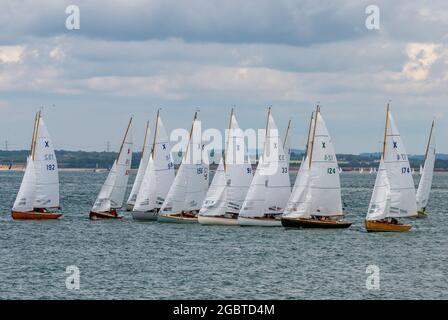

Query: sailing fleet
<box><xmin>10</xmin><ymin>104</ymin><xmax>438</xmax><ymax>232</ymax></box>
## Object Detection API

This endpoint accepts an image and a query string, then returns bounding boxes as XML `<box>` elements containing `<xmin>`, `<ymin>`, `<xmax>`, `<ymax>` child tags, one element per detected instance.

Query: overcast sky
<box><xmin>0</xmin><ymin>0</ymin><xmax>447</xmax><ymax>154</ymax></box>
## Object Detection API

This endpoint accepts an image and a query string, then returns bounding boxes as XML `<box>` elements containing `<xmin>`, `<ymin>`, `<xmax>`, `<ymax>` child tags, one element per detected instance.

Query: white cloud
<box><xmin>402</xmin><ymin>43</ymin><xmax>441</xmax><ymax>81</ymax></box>
<box><xmin>0</xmin><ymin>45</ymin><xmax>24</xmax><ymax>63</ymax></box>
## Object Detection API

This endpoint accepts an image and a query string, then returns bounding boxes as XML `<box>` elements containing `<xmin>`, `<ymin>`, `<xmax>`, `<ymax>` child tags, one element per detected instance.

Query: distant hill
<box><xmin>1</xmin><ymin>149</ymin><xmax>447</xmax><ymax>169</ymax></box>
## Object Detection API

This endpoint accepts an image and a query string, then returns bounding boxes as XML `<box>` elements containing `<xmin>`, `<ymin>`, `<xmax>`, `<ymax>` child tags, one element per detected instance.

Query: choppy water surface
<box><xmin>0</xmin><ymin>171</ymin><xmax>447</xmax><ymax>299</ymax></box>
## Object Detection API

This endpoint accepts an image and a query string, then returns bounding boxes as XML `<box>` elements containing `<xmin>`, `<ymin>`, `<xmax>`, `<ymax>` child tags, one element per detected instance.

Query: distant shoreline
<box><xmin>2</xmin><ymin>165</ymin><xmax>448</xmax><ymax>173</ymax></box>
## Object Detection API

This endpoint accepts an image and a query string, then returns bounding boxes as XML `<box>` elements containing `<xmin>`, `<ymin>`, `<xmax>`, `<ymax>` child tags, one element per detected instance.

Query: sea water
<box><xmin>0</xmin><ymin>171</ymin><xmax>447</xmax><ymax>299</ymax></box>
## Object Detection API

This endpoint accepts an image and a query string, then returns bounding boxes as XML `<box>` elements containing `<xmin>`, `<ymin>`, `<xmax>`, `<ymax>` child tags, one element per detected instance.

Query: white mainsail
<box><xmin>240</xmin><ymin>111</ymin><xmax>290</xmax><ymax>218</ymax></box>
<box><xmin>383</xmin><ymin>112</ymin><xmax>417</xmax><ymax>217</ymax></box>
<box><xmin>416</xmin><ymin>121</ymin><xmax>436</xmax><ymax>211</ymax></box>
<box><xmin>133</xmin><ymin>112</ymin><xmax>175</xmax><ymax>212</ymax></box>
<box><xmin>160</xmin><ymin>115</ymin><xmax>209</xmax><ymax>214</ymax></box>
<box><xmin>13</xmin><ymin>156</ymin><xmax>36</xmax><ymax>212</ymax></box>
<box><xmin>200</xmin><ymin>111</ymin><xmax>253</xmax><ymax>216</ymax></box>
<box><xmin>366</xmin><ymin>158</ymin><xmax>391</xmax><ymax>221</ymax></box>
<box><xmin>33</xmin><ymin>116</ymin><xmax>59</xmax><ymax>208</ymax></box>
<box><xmin>92</xmin><ymin>118</ymin><xmax>133</xmax><ymax>212</ymax></box>
<box><xmin>223</xmin><ymin>113</ymin><xmax>253</xmax><ymax>214</ymax></box>
<box><xmin>307</xmin><ymin>110</ymin><xmax>343</xmax><ymax>216</ymax></box>
<box><xmin>127</xmin><ymin>122</ymin><xmax>151</xmax><ymax>207</ymax></box>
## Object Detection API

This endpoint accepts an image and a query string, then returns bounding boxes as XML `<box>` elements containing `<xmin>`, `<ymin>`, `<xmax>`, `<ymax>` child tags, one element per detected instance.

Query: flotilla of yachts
<box><xmin>10</xmin><ymin>104</ymin><xmax>436</xmax><ymax>232</ymax></box>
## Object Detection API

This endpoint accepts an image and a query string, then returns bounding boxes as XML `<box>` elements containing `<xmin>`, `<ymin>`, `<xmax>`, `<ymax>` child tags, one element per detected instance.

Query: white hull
<box><xmin>238</xmin><ymin>216</ymin><xmax>282</xmax><ymax>227</ymax></box>
<box><xmin>126</xmin><ymin>203</ymin><xmax>134</xmax><ymax>211</ymax></box>
<box><xmin>131</xmin><ymin>211</ymin><xmax>158</xmax><ymax>221</ymax></box>
<box><xmin>198</xmin><ymin>215</ymin><xmax>238</xmax><ymax>226</ymax></box>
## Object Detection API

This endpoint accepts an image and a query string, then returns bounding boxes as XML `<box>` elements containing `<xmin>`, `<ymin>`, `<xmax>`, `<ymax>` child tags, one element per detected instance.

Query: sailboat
<box><xmin>369</xmin><ymin>168</ymin><xmax>374</xmax><ymax>174</ymax></box>
<box><xmin>12</xmin><ymin>111</ymin><xmax>62</xmax><ymax>220</ymax></box>
<box><xmin>365</xmin><ymin>105</ymin><xmax>417</xmax><ymax>232</ymax></box>
<box><xmin>89</xmin><ymin>118</ymin><xmax>133</xmax><ymax>219</ymax></box>
<box><xmin>198</xmin><ymin>109</ymin><xmax>253</xmax><ymax>225</ymax></box>
<box><xmin>359</xmin><ymin>168</ymin><xmax>364</xmax><ymax>174</ymax></box>
<box><xmin>158</xmin><ymin>112</ymin><xmax>209</xmax><ymax>223</ymax></box>
<box><xmin>132</xmin><ymin>110</ymin><xmax>175</xmax><ymax>221</ymax></box>
<box><xmin>238</xmin><ymin>108</ymin><xmax>291</xmax><ymax>227</ymax></box>
<box><xmin>281</xmin><ymin>106</ymin><xmax>351</xmax><ymax>229</ymax></box>
<box><xmin>126</xmin><ymin>121</ymin><xmax>151</xmax><ymax>211</ymax></box>
<box><xmin>416</xmin><ymin>120</ymin><xmax>436</xmax><ymax>218</ymax></box>
<box><xmin>419</xmin><ymin>164</ymin><xmax>423</xmax><ymax>175</ymax></box>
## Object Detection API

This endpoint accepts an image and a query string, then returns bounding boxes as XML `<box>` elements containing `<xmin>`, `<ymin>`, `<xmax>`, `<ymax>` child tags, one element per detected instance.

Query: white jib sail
<box><xmin>110</xmin><ymin>123</ymin><xmax>133</xmax><ymax>209</ymax></box>
<box><xmin>199</xmin><ymin>158</ymin><xmax>227</xmax><ymax>216</ymax></box>
<box><xmin>13</xmin><ymin>156</ymin><xmax>36</xmax><ymax>212</ymax></box>
<box><xmin>160</xmin><ymin>117</ymin><xmax>209</xmax><ymax>214</ymax></box>
<box><xmin>384</xmin><ymin>112</ymin><xmax>417</xmax><ymax>217</ymax></box>
<box><xmin>308</xmin><ymin>112</ymin><xmax>343</xmax><ymax>216</ymax></box>
<box><xmin>283</xmin><ymin>156</ymin><xmax>312</xmax><ymax>218</ymax></box>
<box><xmin>32</xmin><ymin>116</ymin><xmax>59</xmax><ymax>209</ymax></box>
<box><xmin>92</xmin><ymin>160</ymin><xmax>117</xmax><ymax>212</ymax></box>
<box><xmin>240</xmin><ymin>112</ymin><xmax>290</xmax><ymax>218</ymax></box>
<box><xmin>224</xmin><ymin>113</ymin><xmax>253</xmax><ymax>214</ymax></box>
<box><xmin>133</xmin><ymin>114</ymin><xmax>175</xmax><ymax>212</ymax></box>
<box><xmin>416</xmin><ymin>123</ymin><xmax>436</xmax><ymax>210</ymax></box>
<box><xmin>127</xmin><ymin>124</ymin><xmax>151</xmax><ymax>206</ymax></box>
<box><xmin>366</xmin><ymin>158</ymin><xmax>391</xmax><ymax>221</ymax></box>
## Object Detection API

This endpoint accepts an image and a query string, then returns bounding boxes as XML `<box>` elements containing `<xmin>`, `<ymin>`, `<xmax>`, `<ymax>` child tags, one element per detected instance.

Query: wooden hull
<box><xmin>281</xmin><ymin>217</ymin><xmax>352</xmax><ymax>229</ymax></box>
<box><xmin>238</xmin><ymin>216</ymin><xmax>281</xmax><ymax>227</ymax></box>
<box><xmin>131</xmin><ymin>211</ymin><xmax>158</xmax><ymax>221</ymax></box>
<box><xmin>89</xmin><ymin>211</ymin><xmax>123</xmax><ymax>220</ymax></box>
<box><xmin>198</xmin><ymin>215</ymin><xmax>238</xmax><ymax>226</ymax></box>
<box><xmin>158</xmin><ymin>213</ymin><xmax>198</xmax><ymax>224</ymax></box>
<box><xmin>365</xmin><ymin>220</ymin><xmax>412</xmax><ymax>232</ymax></box>
<box><xmin>11</xmin><ymin>211</ymin><xmax>62</xmax><ymax>220</ymax></box>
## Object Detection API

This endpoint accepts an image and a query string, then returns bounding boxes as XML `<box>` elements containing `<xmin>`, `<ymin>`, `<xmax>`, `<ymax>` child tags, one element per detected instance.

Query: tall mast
<box><xmin>304</xmin><ymin>112</ymin><xmax>314</xmax><ymax>160</ymax></box>
<box><xmin>382</xmin><ymin>103</ymin><xmax>390</xmax><ymax>159</ymax></box>
<box><xmin>283</xmin><ymin>118</ymin><xmax>292</xmax><ymax>149</ymax></box>
<box><xmin>424</xmin><ymin>120</ymin><xmax>435</xmax><ymax>162</ymax></box>
<box><xmin>151</xmin><ymin>109</ymin><xmax>160</xmax><ymax>158</ymax></box>
<box><xmin>183</xmin><ymin>111</ymin><xmax>198</xmax><ymax>162</ymax></box>
<box><xmin>116</xmin><ymin>117</ymin><xmax>133</xmax><ymax>162</ymax></box>
<box><xmin>32</xmin><ymin>111</ymin><xmax>42</xmax><ymax>161</ymax></box>
<box><xmin>223</xmin><ymin>108</ymin><xmax>234</xmax><ymax>172</ymax></box>
<box><xmin>30</xmin><ymin>111</ymin><xmax>39</xmax><ymax>158</ymax></box>
<box><xmin>140</xmin><ymin>120</ymin><xmax>150</xmax><ymax>156</ymax></box>
<box><xmin>308</xmin><ymin>105</ymin><xmax>319</xmax><ymax>169</ymax></box>
<box><xmin>261</xmin><ymin>106</ymin><xmax>272</xmax><ymax>159</ymax></box>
